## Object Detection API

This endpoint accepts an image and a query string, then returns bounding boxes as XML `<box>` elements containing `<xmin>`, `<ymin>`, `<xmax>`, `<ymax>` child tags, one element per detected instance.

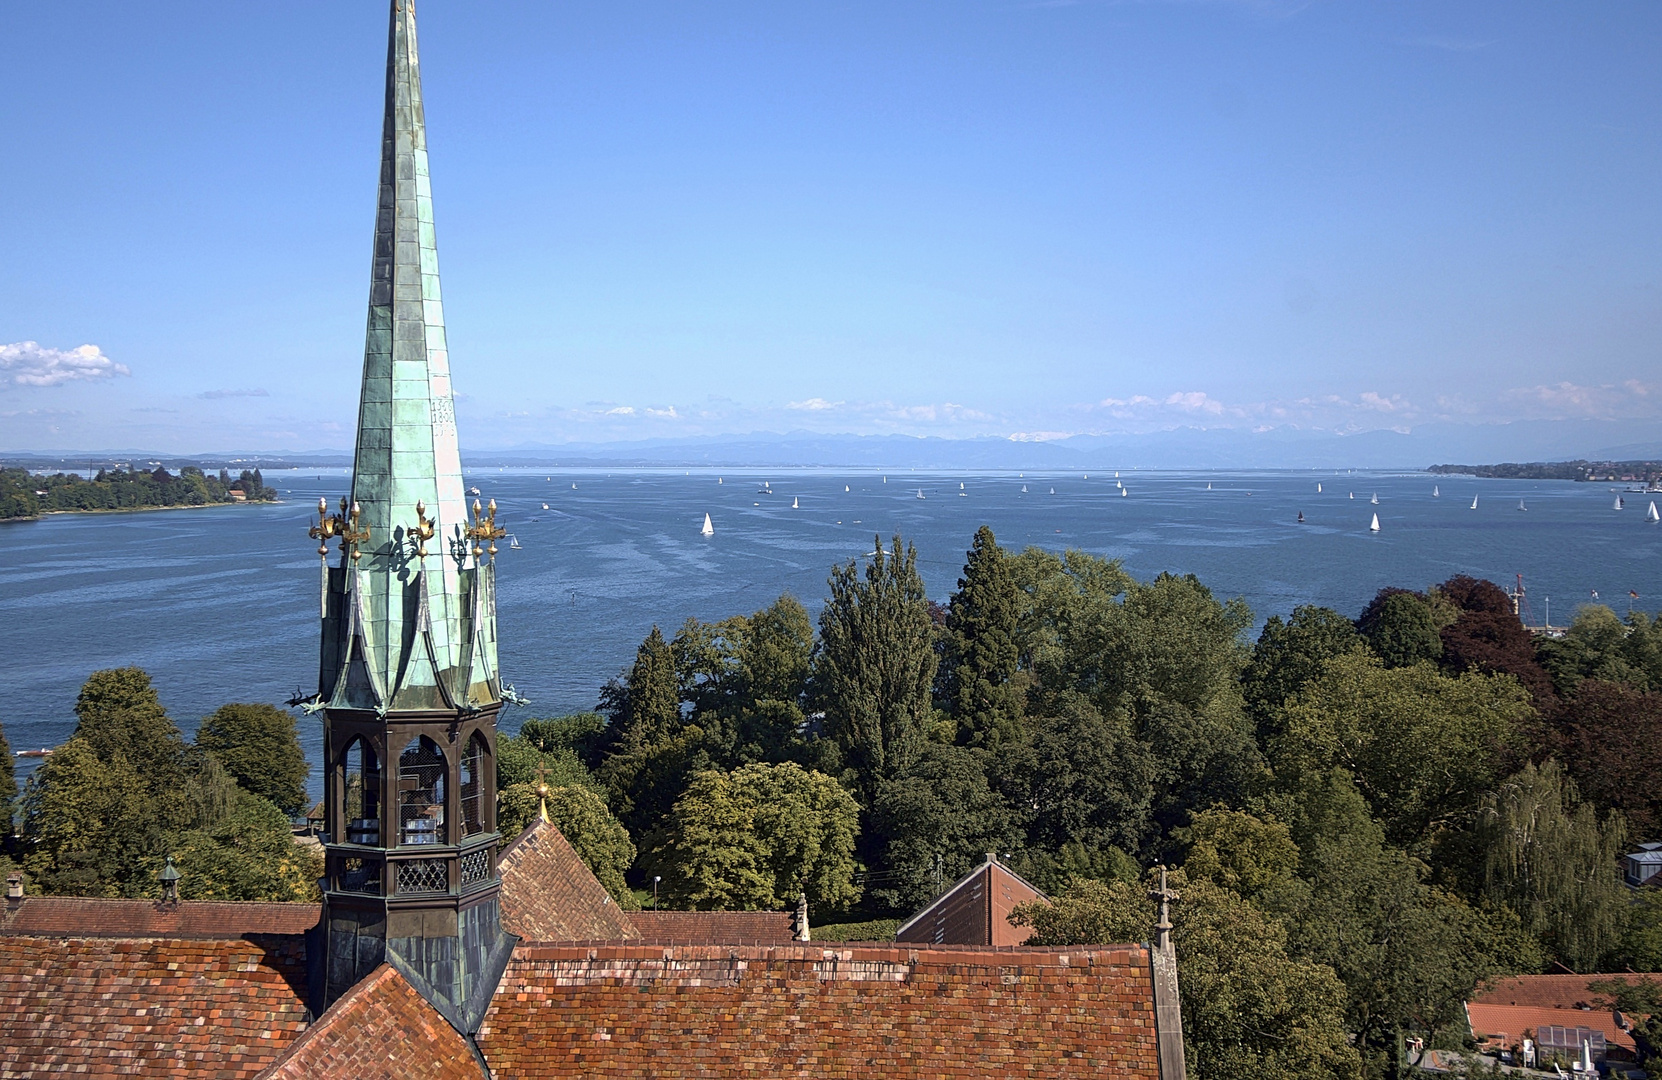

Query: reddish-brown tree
<box><xmin>1553</xmin><ymin>679</ymin><xmax>1662</xmax><ymax>839</ymax></box>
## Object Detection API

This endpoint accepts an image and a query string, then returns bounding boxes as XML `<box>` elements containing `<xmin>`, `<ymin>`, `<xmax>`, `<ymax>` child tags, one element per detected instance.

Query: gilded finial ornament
<box><xmin>308</xmin><ymin>496</ymin><xmax>342</xmax><ymax>558</ymax></box>
<box><xmin>340</xmin><ymin>500</ymin><xmax>371</xmax><ymax>562</ymax></box>
<box><xmin>464</xmin><ymin>496</ymin><xmax>506</xmax><ymax>561</ymax></box>
<box><xmin>409</xmin><ymin>499</ymin><xmax>436</xmax><ymax>558</ymax></box>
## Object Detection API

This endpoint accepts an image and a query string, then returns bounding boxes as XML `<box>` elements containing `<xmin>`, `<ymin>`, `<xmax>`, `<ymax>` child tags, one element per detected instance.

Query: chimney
<box><xmin>5</xmin><ymin>873</ymin><xmax>22</xmax><ymax>901</ymax></box>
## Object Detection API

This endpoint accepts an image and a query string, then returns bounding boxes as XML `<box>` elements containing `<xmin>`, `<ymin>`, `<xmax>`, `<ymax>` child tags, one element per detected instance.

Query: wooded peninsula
<box><xmin>0</xmin><ymin>465</ymin><xmax>277</xmax><ymax>520</ymax></box>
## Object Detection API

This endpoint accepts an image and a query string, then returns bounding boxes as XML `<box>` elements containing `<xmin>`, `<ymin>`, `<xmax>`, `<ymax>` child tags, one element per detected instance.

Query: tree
<box><xmin>1436</xmin><ymin>576</ymin><xmax>1556</xmax><ymax>708</ymax></box>
<box><xmin>173</xmin><ymin>790</ymin><xmax>322</xmax><ymax>902</ymax></box>
<box><xmin>19</xmin><ymin>738</ymin><xmax>155</xmax><ymax>895</ymax></box>
<box><xmin>647</xmin><ymin>763</ymin><xmax>861</xmax><ymax>911</ymax></box>
<box><xmin>498</xmin><ymin>783</ymin><xmax>638</xmax><ymax>908</ymax></box>
<box><xmin>1175</xmin><ymin>806</ymin><xmax>1300</xmax><ymax>904</ymax></box>
<box><xmin>1272</xmin><ymin>768</ymin><xmax>1541</xmax><ymax>1069</ymax></box>
<box><xmin>1014</xmin><ymin>872</ymin><xmax>1363</xmax><ymax>1080</ymax></box>
<box><xmin>1272</xmin><ymin>654</ymin><xmax>1531</xmax><ymax>850</ymax></box>
<box><xmin>1243</xmin><ymin>605</ymin><xmax>1364</xmax><ymax>743</ymax></box>
<box><xmin>942</xmin><ymin>526</ymin><xmax>1023</xmax><ymax>747</ymax></box>
<box><xmin>496</xmin><ymin>734</ymin><xmax>598</xmax><ymax>795</ymax></box>
<box><xmin>516</xmin><ymin>712</ymin><xmax>610</xmax><ymax>762</ymax></box>
<box><xmin>596</xmin><ymin>626</ymin><xmax>705</xmax><ymax>836</ymax></box>
<box><xmin>866</xmin><ymin>743</ymin><xmax>1021</xmax><ymax>910</ymax></box>
<box><xmin>71</xmin><ymin>667</ymin><xmax>190</xmax><ymax>797</ymax></box>
<box><xmin>815</xmin><ymin>536</ymin><xmax>937</xmax><ymax>801</ymax></box>
<box><xmin>1607</xmin><ymin>888</ymin><xmax>1662</xmax><ymax>973</ymax></box>
<box><xmin>0</xmin><ymin>718</ymin><xmax>14</xmax><ymax>824</ymax></box>
<box><xmin>1551</xmin><ymin>680</ymin><xmax>1662</xmax><ymax>837</ymax></box>
<box><xmin>195</xmin><ymin>703</ymin><xmax>309</xmax><ymax>817</ymax></box>
<box><xmin>1479</xmin><ymin>760</ymin><xmax>1629</xmax><ymax>972</ymax></box>
<box><xmin>1358</xmin><ymin>590</ymin><xmax>1445</xmax><ymax>669</ymax></box>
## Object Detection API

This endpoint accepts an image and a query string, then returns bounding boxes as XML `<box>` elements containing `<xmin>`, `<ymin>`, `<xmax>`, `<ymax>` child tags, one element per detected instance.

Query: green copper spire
<box><xmin>320</xmin><ymin>0</ymin><xmax>499</xmax><ymax>714</ymax></box>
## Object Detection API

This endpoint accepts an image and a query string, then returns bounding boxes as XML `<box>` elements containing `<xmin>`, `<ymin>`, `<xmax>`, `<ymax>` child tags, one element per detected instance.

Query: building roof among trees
<box><xmin>0</xmin><ymin>934</ymin><xmax>310</xmax><ymax>1077</ymax></box>
<box><xmin>475</xmin><ymin>942</ymin><xmax>1161</xmax><ymax>1079</ymax></box>
<box><xmin>0</xmin><ymin>896</ymin><xmax>319</xmax><ymax>938</ymax></box>
<box><xmin>626</xmin><ymin>909</ymin><xmax>796</xmax><ymax>943</ymax></box>
<box><xmin>895</xmin><ymin>854</ymin><xmax>1048</xmax><ymax>947</ymax></box>
<box><xmin>256</xmin><ymin>964</ymin><xmax>485</xmax><ymax>1080</ymax></box>
<box><xmin>496</xmin><ymin>818</ymin><xmax>639</xmax><ymax>942</ymax></box>
<box><xmin>1465</xmin><ymin>1002</ymin><xmax>1636</xmax><ymax>1057</ymax></box>
<box><xmin>1472</xmin><ymin>973</ymin><xmax>1662</xmax><ymax>1011</ymax></box>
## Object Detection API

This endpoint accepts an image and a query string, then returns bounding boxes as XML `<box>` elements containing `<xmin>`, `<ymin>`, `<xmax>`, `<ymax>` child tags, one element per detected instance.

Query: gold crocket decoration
<box><xmin>311</xmin><ymin>497</ymin><xmax>371</xmax><ymax>563</ymax></box>
<box><xmin>465</xmin><ymin>498</ymin><xmax>506</xmax><ymax>561</ymax></box>
<box><xmin>339</xmin><ymin>499</ymin><xmax>371</xmax><ymax>562</ymax></box>
<box><xmin>409</xmin><ymin>500</ymin><xmax>436</xmax><ymax>559</ymax></box>
<box><xmin>307</xmin><ymin>496</ymin><xmax>341</xmax><ymax>559</ymax></box>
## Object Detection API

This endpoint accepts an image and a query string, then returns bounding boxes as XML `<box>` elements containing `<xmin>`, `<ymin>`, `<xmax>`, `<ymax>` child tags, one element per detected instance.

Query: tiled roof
<box><xmin>1465</xmin><ymin>1002</ymin><xmax>1636</xmax><ymax>1055</ymax></box>
<box><xmin>1472</xmin><ymin>973</ymin><xmax>1662</xmax><ymax>1011</ymax></box>
<box><xmin>257</xmin><ymin>964</ymin><xmax>485</xmax><ymax>1080</ymax></box>
<box><xmin>0</xmin><ymin>934</ymin><xmax>310</xmax><ymax>1078</ymax></box>
<box><xmin>0</xmin><ymin>897</ymin><xmax>319</xmax><ymax>938</ymax></box>
<box><xmin>496</xmin><ymin>819</ymin><xmax>639</xmax><ymax>942</ymax></box>
<box><xmin>896</xmin><ymin>856</ymin><xmax>1047</xmax><ymax>947</ymax></box>
<box><xmin>626</xmin><ymin>909</ymin><xmax>795</xmax><ymax>943</ymax></box>
<box><xmin>476</xmin><ymin>942</ymin><xmax>1162</xmax><ymax>1078</ymax></box>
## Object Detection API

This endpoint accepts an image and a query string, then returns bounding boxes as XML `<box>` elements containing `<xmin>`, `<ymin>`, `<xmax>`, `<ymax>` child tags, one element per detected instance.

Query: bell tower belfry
<box><xmin>303</xmin><ymin>0</ymin><xmax>516</xmax><ymax>1031</ymax></box>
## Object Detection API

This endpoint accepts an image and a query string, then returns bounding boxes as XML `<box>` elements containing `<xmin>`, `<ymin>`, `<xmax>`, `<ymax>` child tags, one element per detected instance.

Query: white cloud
<box><xmin>1499</xmin><ymin>380</ymin><xmax>1658</xmax><ymax>420</ymax></box>
<box><xmin>787</xmin><ymin>397</ymin><xmax>844</xmax><ymax>411</ymax></box>
<box><xmin>604</xmin><ymin>405</ymin><xmax>635</xmax><ymax>415</ymax></box>
<box><xmin>1</xmin><ymin>341</ymin><xmax>129</xmax><ymax>387</ymax></box>
<box><xmin>645</xmin><ymin>405</ymin><xmax>679</xmax><ymax>419</ymax></box>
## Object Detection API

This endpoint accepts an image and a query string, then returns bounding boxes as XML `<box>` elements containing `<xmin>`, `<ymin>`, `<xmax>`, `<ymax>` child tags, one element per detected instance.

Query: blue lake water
<box><xmin>4</xmin><ymin>467</ymin><xmax>1660</xmax><ymax>797</ymax></box>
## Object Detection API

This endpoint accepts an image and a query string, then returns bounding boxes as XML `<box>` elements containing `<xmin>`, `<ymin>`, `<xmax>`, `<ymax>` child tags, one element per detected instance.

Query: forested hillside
<box><xmin>0</xmin><ymin>465</ymin><xmax>276</xmax><ymax>519</ymax></box>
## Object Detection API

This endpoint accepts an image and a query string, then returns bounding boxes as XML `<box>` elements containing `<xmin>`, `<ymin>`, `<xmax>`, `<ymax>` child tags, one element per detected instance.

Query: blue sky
<box><xmin>2</xmin><ymin>1</ymin><xmax>1660</xmax><ymax>453</ymax></box>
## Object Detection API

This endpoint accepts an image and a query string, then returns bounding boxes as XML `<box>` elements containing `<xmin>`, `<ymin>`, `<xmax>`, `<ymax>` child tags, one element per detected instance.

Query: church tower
<box><xmin>304</xmin><ymin>0</ymin><xmax>515</xmax><ymax>1031</ymax></box>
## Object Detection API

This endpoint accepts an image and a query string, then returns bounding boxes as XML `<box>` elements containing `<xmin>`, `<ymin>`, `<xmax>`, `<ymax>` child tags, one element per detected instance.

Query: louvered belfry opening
<box><xmin>312</xmin><ymin>0</ymin><xmax>514</xmax><ymax>1031</ymax></box>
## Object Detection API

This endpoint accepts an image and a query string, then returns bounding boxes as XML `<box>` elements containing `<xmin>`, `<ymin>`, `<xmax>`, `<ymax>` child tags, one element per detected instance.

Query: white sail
<box><xmin>1614</xmin><ymin>495</ymin><xmax>1623</xmax><ymax>510</ymax></box>
<box><xmin>718</xmin><ymin>477</ymin><xmax>723</xmax><ymax>484</ymax></box>
<box><xmin>1433</xmin><ymin>485</ymin><xmax>1439</xmax><ymax>497</ymax></box>
<box><xmin>1371</xmin><ymin>494</ymin><xmax>1378</xmax><ymax>505</ymax></box>
<box><xmin>1206</xmin><ymin>482</ymin><xmax>1212</xmax><ymax>490</ymax></box>
<box><xmin>1519</xmin><ymin>500</ymin><xmax>1527</xmax><ymax>511</ymax></box>
<box><xmin>1317</xmin><ymin>483</ymin><xmax>1322</xmax><ymax>492</ymax></box>
<box><xmin>1370</xmin><ymin>513</ymin><xmax>1380</xmax><ymax>532</ymax></box>
<box><xmin>1121</xmin><ymin>487</ymin><xmax>1128</xmax><ymax>496</ymax></box>
<box><xmin>1649</xmin><ymin>501</ymin><xmax>1660</xmax><ymax>522</ymax></box>
<box><xmin>700</xmin><ymin>513</ymin><xmax>714</xmax><ymax>536</ymax></box>
<box><xmin>541</xmin><ymin>503</ymin><xmax>549</xmax><ymax>510</ymax></box>
<box><xmin>845</xmin><ymin>485</ymin><xmax>850</xmax><ymax>492</ymax></box>
<box><xmin>1021</xmin><ymin>485</ymin><xmax>1028</xmax><ymax>493</ymax></box>
<box><xmin>917</xmin><ymin>489</ymin><xmax>925</xmax><ymax>499</ymax></box>
<box><xmin>1049</xmin><ymin>488</ymin><xmax>1055</xmax><ymax>495</ymax></box>
<box><xmin>960</xmin><ymin>482</ymin><xmax>965</xmax><ymax>489</ymax></box>
<box><xmin>792</xmin><ymin>497</ymin><xmax>800</xmax><ymax>509</ymax></box>
<box><xmin>1471</xmin><ymin>495</ymin><xmax>1478</xmax><ymax>508</ymax></box>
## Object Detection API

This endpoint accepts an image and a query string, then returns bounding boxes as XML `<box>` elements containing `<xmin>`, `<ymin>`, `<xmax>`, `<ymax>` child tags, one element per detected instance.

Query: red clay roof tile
<box><xmin>626</xmin><ymin>909</ymin><xmax>796</xmax><ymax>943</ymax></box>
<box><xmin>0</xmin><ymin>896</ymin><xmax>319</xmax><ymax>938</ymax></box>
<box><xmin>256</xmin><ymin>964</ymin><xmax>485</xmax><ymax>1080</ymax></box>
<box><xmin>496</xmin><ymin>819</ymin><xmax>640</xmax><ymax>943</ymax></box>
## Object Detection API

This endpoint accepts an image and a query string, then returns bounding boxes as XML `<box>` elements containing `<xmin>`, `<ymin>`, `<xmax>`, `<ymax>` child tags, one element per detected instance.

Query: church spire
<box><xmin>319</xmin><ymin>0</ymin><xmax>499</xmax><ymax>715</ymax></box>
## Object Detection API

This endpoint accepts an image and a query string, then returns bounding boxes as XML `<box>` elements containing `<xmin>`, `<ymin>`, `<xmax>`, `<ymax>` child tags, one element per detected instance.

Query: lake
<box><xmin>5</xmin><ymin>466</ymin><xmax>1658</xmax><ymax>797</ymax></box>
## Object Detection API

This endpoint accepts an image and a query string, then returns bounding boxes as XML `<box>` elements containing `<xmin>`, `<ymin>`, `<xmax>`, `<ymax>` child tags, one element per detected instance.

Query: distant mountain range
<box><xmin>8</xmin><ymin>420</ymin><xmax>1661</xmax><ymax>472</ymax></box>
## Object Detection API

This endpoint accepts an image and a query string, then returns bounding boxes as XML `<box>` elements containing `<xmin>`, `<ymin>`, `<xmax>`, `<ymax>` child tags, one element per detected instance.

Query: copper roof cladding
<box><xmin>256</xmin><ymin>964</ymin><xmax>486</xmax><ymax>1080</ymax></box>
<box><xmin>626</xmin><ymin>909</ymin><xmax>796</xmax><ymax>943</ymax></box>
<box><xmin>895</xmin><ymin>855</ymin><xmax>1048</xmax><ymax>947</ymax></box>
<box><xmin>476</xmin><ymin>942</ymin><xmax>1162</xmax><ymax>1079</ymax></box>
<box><xmin>0</xmin><ymin>935</ymin><xmax>310</xmax><ymax>1078</ymax></box>
<box><xmin>495</xmin><ymin>819</ymin><xmax>640</xmax><ymax>943</ymax></box>
<box><xmin>0</xmin><ymin>896</ymin><xmax>320</xmax><ymax>939</ymax></box>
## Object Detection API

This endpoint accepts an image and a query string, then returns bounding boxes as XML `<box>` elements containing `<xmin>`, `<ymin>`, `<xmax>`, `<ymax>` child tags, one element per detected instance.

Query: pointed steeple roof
<box><xmin>324</xmin><ymin>0</ymin><xmax>499</xmax><ymax>714</ymax></box>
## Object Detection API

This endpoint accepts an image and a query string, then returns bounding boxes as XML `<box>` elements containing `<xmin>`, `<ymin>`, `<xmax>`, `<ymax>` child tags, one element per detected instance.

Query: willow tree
<box><xmin>1481</xmin><ymin>759</ymin><xmax>1628</xmax><ymax>971</ymax></box>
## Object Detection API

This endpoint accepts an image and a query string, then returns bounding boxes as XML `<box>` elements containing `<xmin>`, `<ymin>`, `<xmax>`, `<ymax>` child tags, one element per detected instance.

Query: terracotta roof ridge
<box><xmin>495</xmin><ymin>816</ymin><xmax>545</xmax><ymax>862</ymax></box>
<box><xmin>256</xmin><ymin>965</ymin><xmax>403</xmax><ymax>1079</ymax></box>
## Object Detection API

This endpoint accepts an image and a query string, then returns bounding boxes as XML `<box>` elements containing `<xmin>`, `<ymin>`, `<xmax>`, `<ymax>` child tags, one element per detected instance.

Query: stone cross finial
<box><xmin>1148</xmin><ymin>865</ymin><xmax>1180</xmax><ymax>952</ymax></box>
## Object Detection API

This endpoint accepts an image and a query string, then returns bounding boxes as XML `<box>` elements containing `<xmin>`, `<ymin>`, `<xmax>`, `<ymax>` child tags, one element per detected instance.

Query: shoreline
<box><xmin>2</xmin><ymin>499</ymin><xmax>282</xmax><ymax>523</ymax></box>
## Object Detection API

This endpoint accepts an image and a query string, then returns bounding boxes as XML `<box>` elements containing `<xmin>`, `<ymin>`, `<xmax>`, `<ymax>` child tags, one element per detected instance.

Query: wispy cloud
<box><xmin>199</xmin><ymin>388</ymin><xmax>269</xmax><ymax>400</ymax></box>
<box><xmin>1500</xmin><ymin>380</ymin><xmax>1655</xmax><ymax>421</ymax></box>
<box><xmin>787</xmin><ymin>397</ymin><xmax>845</xmax><ymax>411</ymax></box>
<box><xmin>1</xmin><ymin>341</ymin><xmax>129</xmax><ymax>388</ymax></box>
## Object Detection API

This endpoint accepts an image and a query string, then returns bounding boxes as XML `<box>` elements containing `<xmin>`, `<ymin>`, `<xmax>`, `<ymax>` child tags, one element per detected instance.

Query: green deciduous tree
<box><xmin>498</xmin><ymin>783</ymin><xmax>638</xmax><ymax>909</ymax></box>
<box><xmin>1272</xmin><ymin>654</ymin><xmax>1531</xmax><ymax>850</ymax></box>
<box><xmin>1243</xmin><ymin>604</ymin><xmax>1365</xmax><ymax>743</ymax></box>
<box><xmin>867</xmin><ymin>743</ymin><xmax>1021</xmax><ymax>910</ymax></box>
<box><xmin>647</xmin><ymin>762</ymin><xmax>860</xmax><ymax>911</ymax></box>
<box><xmin>1176</xmin><ymin>806</ymin><xmax>1300</xmax><ymax>904</ymax></box>
<box><xmin>597</xmin><ymin>626</ymin><xmax>706</xmax><ymax>836</ymax></box>
<box><xmin>1479</xmin><ymin>760</ymin><xmax>1629</xmax><ymax>972</ymax></box>
<box><xmin>1358</xmin><ymin>590</ymin><xmax>1446</xmax><ymax>669</ymax></box>
<box><xmin>1014</xmin><ymin>873</ymin><xmax>1363</xmax><ymax>1080</ymax></box>
<box><xmin>195</xmin><ymin>703</ymin><xmax>309</xmax><ymax>817</ymax></box>
<box><xmin>942</xmin><ymin>526</ymin><xmax>1023</xmax><ymax>747</ymax></box>
<box><xmin>1539</xmin><ymin>605</ymin><xmax>1645</xmax><ymax>695</ymax></box>
<box><xmin>815</xmin><ymin>537</ymin><xmax>937</xmax><ymax>801</ymax></box>
<box><xmin>173</xmin><ymin>790</ymin><xmax>321</xmax><ymax>902</ymax></box>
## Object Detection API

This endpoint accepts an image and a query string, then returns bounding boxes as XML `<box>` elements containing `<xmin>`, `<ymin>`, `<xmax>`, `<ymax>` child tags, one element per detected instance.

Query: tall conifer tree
<box><xmin>943</xmin><ymin>525</ymin><xmax>1022</xmax><ymax>747</ymax></box>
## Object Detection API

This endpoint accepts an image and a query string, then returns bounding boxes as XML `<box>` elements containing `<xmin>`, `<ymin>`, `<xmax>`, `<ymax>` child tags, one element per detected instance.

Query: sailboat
<box><xmin>1370</xmin><ymin>494</ymin><xmax>1379</xmax><ymax>505</ymax></box>
<box><xmin>1317</xmin><ymin>482</ymin><xmax>1322</xmax><ymax>492</ymax></box>
<box><xmin>1049</xmin><ymin>488</ymin><xmax>1055</xmax><ymax>495</ymax></box>
<box><xmin>1349</xmin><ymin>492</ymin><xmax>1354</xmax><ymax>500</ymax></box>
<box><xmin>1614</xmin><ymin>495</ymin><xmax>1624</xmax><ymax>510</ymax></box>
<box><xmin>792</xmin><ymin>497</ymin><xmax>800</xmax><ymax>509</ymax></box>
<box><xmin>1518</xmin><ymin>500</ymin><xmax>1527</xmax><ymax>512</ymax></box>
<box><xmin>1433</xmin><ymin>485</ymin><xmax>1440</xmax><ymax>497</ymax></box>
<box><xmin>959</xmin><ymin>482</ymin><xmax>967</xmax><ymax>497</ymax></box>
<box><xmin>718</xmin><ymin>477</ymin><xmax>723</xmax><ymax>484</ymax></box>
<box><xmin>916</xmin><ymin>489</ymin><xmax>925</xmax><ymax>499</ymax></box>
<box><xmin>700</xmin><ymin>513</ymin><xmax>714</xmax><ymax>536</ymax></box>
<box><xmin>845</xmin><ymin>485</ymin><xmax>850</xmax><ymax>492</ymax></box>
<box><xmin>1206</xmin><ymin>482</ymin><xmax>1212</xmax><ymax>490</ymax></box>
<box><xmin>1296</xmin><ymin>511</ymin><xmax>1305</xmax><ymax>523</ymax></box>
<box><xmin>1649</xmin><ymin>501</ymin><xmax>1660</xmax><ymax>523</ymax></box>
<box><xmin>1369</xmin><ymin>513</ymin><xmax>1380</xmax><ymax>533</ymax></box>
<box><xmin>507</xmin><ymin>534</ymin><xmax>521</xmax><ymax>550</ymax></box>
<box><xmin>571</xmin><ymin>483</ymin><xmax>577</xmax><ymax>489</ymax></box>
<box><xmin>1120</xmin><ymin>487</ymin><xmax>1128</xmax><ymax>497</ymax></box>
<box><xmin>1471</xmin><ymin>495</ymin><xmax>1478</xmax><ymax>509</ymax></box>
<box><xmin>1021</xmin><ymin>485</ymin><xmax>1028</xmax><ymax>493</ymax></box>
<box><xmin>1084</xmin><ymin>474</ymin><xmax>1089</xmax><ymax>480</ymax></box>
<box><xmin>541</xmin><ymin>503</ymin><xmax>549</xmax><ymax>510</ymax></box>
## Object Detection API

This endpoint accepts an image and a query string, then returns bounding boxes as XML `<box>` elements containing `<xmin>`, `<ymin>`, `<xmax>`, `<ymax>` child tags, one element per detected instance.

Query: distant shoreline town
<box><xmin>1429</xmin><ymin>460</ymin><xmax>1662</xmax><ymax>485</ymax></box>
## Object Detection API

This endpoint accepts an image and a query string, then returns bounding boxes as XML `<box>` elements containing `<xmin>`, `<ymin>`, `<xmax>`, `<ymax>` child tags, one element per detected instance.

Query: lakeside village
<box><xmin>4</xmin><ymin>3</ymin><xmax>1662</xmax><ymax>1079</ymax></box>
